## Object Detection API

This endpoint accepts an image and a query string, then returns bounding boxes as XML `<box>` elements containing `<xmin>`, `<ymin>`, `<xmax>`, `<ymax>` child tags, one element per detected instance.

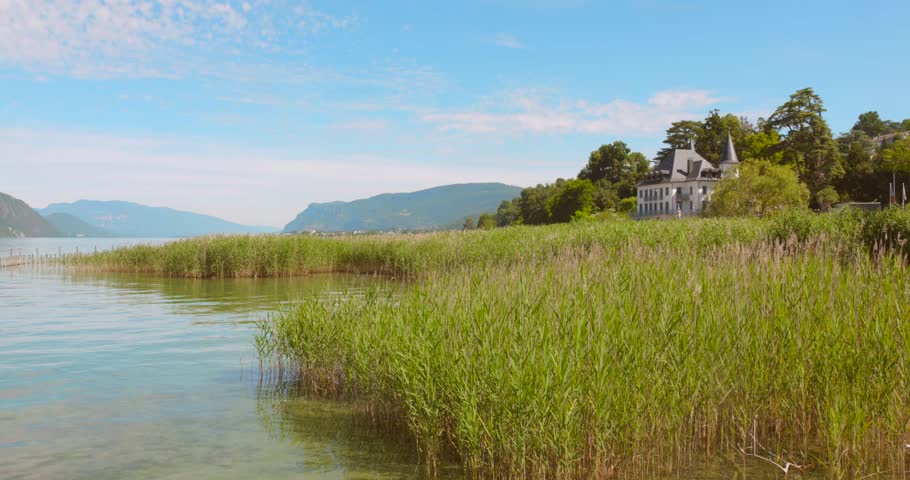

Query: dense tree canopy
<box><xmin>477</xmin><ymin>213</ymin><xmax>497</xmax><ymax>230</ymax></box>
<box><xmin>494</xmin><ymin>200</ymin><xmax>520</xmax><ymax>227</ymax></box>
<box><xmin>656</xmin><ymin>112</ymin><xmax>754</xmax><ymax>166</ymax></box>
<box><xmin>706</xmin><ymin>161</ymin><xmax>810</xmax><ymax>217</ymax></box>
<box><xmin>656</xmin><ymin>120</ymin><xmax>704</xmax><ymax>161</ymax></box>
<box><xmin>853</xmin><ymin>111</ymin><xmax>890</xmax><ymax>138</ymax></box>
<box><xmin>516</xmin><ymin>180</ymin><xmax>565</xmax><ymax>225</ymax></box>
<box><xmin>741</xmin><ymin>130</ymin><xmax>783</xmax><ymax>163</ymax></box>
<box><xmin>765</xmin><ymin>87</ymin><xmax>843</xmax><ymax>202</ymax></box>
<box><xmin>699</xmin><ymin>110</ymin><xmax>752</xmax><ymax>165</ymax></box>
<box><xmin>546</xmin><ymin>179</ymin><xmax>595</xmax><ymax>223</ymax></box>
<box><xmin>578</xmin><ymin>141</ymin><xmax>649</xmax><ymax>199</ymax></box>
<box><xmin>486</xmin><ymin>90</ymin><xmax>906</xmax><ymax>229</ymax></box>
<box><xmin>883</xmin><ymin>136</ymin><xmax>910</xmax><ymax>173</ymax></box>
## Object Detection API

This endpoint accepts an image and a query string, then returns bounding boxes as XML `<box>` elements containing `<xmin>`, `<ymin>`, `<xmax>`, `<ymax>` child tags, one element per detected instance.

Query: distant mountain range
<box><xmin>3</xmin><ymin>183</ymin><xmax>523</xmax><ymax>238</ymax></box>
<box><xmin>0</xmin><ymin>192</ymin><xmax>60</xmax><ymax>238</ymax></box>
<box><xmin>283</xmin><ymin>183</ymin><xmax>523</xmax><ymax>233</ymax></box>
<box><xmin>37</xmin><ymin>200</ymin><xmax>277</xmax><ymax>238</ymax></box>
<box><xmin>43</xmin><ymin>213</ymin><xmax>112</xmax><ymax>237</ymax></box>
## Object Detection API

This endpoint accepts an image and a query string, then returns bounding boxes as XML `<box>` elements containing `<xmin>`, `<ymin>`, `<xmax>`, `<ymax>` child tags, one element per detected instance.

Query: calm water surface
<box><xmin>0</xmin><ymin>239</ymin><xmax>441</xmax><ymax>479</ymax></box>
<box><xmin>0</xmin><ymin>239</ymin><xmax>841</xmax><ymax>479</ymax></box>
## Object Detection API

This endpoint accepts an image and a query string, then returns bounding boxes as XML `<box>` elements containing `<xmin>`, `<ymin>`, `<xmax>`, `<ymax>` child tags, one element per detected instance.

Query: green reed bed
<box><xmin>62</xmin><ymin>208</ymin><xmax>910</xmax><ymax>280</ymax></box>
<box><xmin>66</xmin><ymin>209</ymin><xmax>910</xmax><ymax>476</ymax></box>
<box><xmin>256</xmin><ymin>237</ymin><xmax>910</xmax><ymax>478</ymax></box>
<box><xmin>64</xmin><ymin>217</ymin><xmax>770</xmax><ymax>278</ymax></box>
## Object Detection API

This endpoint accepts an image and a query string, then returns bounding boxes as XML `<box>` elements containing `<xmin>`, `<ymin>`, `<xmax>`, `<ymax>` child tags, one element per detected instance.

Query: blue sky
<box><xmin>1</xmin><ymin>0</ymin><xmax>908</xmax><ymax>227</ymax></box>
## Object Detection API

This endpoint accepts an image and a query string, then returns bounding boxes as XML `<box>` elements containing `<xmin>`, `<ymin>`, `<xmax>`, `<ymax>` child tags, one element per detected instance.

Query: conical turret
<box><xmin>720</xmin><ymin>132</ymin><xmax>739</xmax><ymax>165</ymax></box>
<box><xmin>719</xmin><ymin>132</ymin><xmax>739</xmax><ymax>177</ymax></box>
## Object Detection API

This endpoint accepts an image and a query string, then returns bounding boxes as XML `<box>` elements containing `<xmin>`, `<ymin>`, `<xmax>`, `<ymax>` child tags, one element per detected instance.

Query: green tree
<box><xmin>578</xmin><ymin>142</ymin><xmax>649</xmax><ymax>198</ymax></box>
<box><xmin>592</xmin><ymin>179</ymin><xmax>619</xmax><ymax>211</ymax></box>
<box><xmin>706</xmin><ymin>160</ymin><xmax>810</xmax><ymax>217</ymax></box>
<box><xmin>618</xmin><ymin>197</ymin><xmax>637</xmax><ymax>213</ymax></box>
<box><xmin>852</xmin><ymin>111</ymin><xmax>890</xmax><ymax>138</ymax></box>
<box><xmin>883</xmin><ymin>135</ymin><xmax>910</xmax><ymax>173</ymax></box>
<box><xmin>462</xmin><ymin>217</ymin><xmax>475</xmax><ymax>230</ymax></box>
<box><xmin>656</xmin><ymin>120</ymin><xmax>704</xmax><ymax>161</ymax></box>
<box><xmin>835</xmin><ymin>130</ymin><xmax>881</xmax><ymax>201</ymax></box>
<box><xmin>477</xmin><ymin>213</ymin><xmax>497</xmax><ymax>230</ymax></box>
<box><xmin>765</xmin><ymin>87</ymin><xmax>843</xmax><ymax>201</ymax></box>
<box><xmin>815</xmin><ymin>186</ymin><xmax>840</xmax><ymax>212</ymax></box>
<box><xmin>742</xmin><ymin>130</ymin><xmax>784</xmax><ymax>163</ymax></box>
<box><xmin>546</xmin><ymin>179</ymin><xmax>595</xmax><ymax>223</ymax></box>
<box><xmin>699</xmin><ymin>110</ymin><xmax>754</xmax><ymax>165</ymax></box>
<box><xmin>494</xmin><ymin>199</ymin><xmax>520</xmax><ymax>226</ymax></box>
<box><xmin>516</xmin><ymin>180</ymin><xmax>565</xmax><ymax>225</ymax></box>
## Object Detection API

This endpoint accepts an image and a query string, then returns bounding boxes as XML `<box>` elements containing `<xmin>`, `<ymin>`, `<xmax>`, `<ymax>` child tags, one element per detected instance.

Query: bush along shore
<box><xmin>73</xmin><ymin>208</ymin><xmax>910</xmax><ymax>477</ymax></box>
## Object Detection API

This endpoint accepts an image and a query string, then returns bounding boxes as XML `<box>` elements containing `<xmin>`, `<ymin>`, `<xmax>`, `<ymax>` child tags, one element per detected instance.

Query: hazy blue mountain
<box><xmin>0</xmin><ymin>192</ymin><xmax>60</xmax><ymax>238</ymax></box>
<box><xmin>38</xmin><ymin>200</ymin><xmax>277</xmax><ymax>238</ymax></box>
<box><xmin>283</xmin><ymin>183</ymin><xmax>523</xmax><ymax>233</ymax></box>
<box><xmin>43</xmin><ymin>213</ymin><xmax>113</xmax><ymax>238</ymax></box>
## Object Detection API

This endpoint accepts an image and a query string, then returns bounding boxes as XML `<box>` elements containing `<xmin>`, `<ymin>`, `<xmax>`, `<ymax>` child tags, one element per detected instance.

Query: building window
<box><xmin>702</xmin><ymin>186</ymin><xmax>708</xmax><ymax>195</ymax></box>
<box><xmin>676</xmin><ymin>187</ymin><xmax>682</xmax><ymax>195</ymax></box>
<box><xmin>689</xmin><ymin>186</ymin><xmax>693</xmax><ymax>195</ymax></box>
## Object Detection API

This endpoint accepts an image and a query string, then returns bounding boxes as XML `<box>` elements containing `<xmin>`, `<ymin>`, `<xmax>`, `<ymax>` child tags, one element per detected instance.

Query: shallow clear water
<box><xmin>0</xmin><ymin>239</ymin><xmax>439</xmax><ymax>479</ymax></box>
<box><xmin>0</xmin><ymin>239</ymin><xmax>855</xmax><ymax>479</ymax></box>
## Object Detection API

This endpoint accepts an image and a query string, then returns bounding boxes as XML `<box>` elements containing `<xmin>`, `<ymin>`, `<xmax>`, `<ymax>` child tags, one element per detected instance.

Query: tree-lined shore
<box><xmin>486</xmin><ymin>88</ymin><xmax>910</xmax><ymax>226</ymax></box>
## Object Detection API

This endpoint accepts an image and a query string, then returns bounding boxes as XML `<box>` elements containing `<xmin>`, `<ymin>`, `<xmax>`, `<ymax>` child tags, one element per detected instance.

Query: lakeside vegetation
<box><xmin>56</xmin><ymin>86</ymin><xmax>910</xmax><ymax>476</ymax></box>
<box><xmin>482</xmin><ymin>88</ymin><xmax>910</xmax><ymax>228</ymax></box>
<box><xmin>60</xmin><ymin>215</ymin><xmax>771</xmax><ymax>278</ymax></box>
<box><xmin>67</xmin><ymin>208</ymin><xmax>910</xmax><ymax>477</ymax></box>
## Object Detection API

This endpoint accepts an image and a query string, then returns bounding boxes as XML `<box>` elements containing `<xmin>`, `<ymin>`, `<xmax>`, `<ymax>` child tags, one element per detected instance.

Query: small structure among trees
<box><xmin>636</xmin><ymin>134</ymin><xmax>740</xmax><ymax>217</ymax></box>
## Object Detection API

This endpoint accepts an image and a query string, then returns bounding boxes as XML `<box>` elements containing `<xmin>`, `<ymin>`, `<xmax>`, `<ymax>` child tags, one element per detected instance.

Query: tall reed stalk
<box><xmin>257</xmin><ymin>234</ymin><xmax>910</xmax><ymax>478</ymax></box>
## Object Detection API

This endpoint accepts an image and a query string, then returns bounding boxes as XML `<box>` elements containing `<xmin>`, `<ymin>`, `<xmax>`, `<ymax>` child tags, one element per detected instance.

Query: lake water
<box><xmin>0</xmin><ymin>238</ymin><xmax>442</xmax><ymax>479</ymax></box>
<box><xmin>0</xmin><ymin>239</ymin><xmax>841</xmax><ymax>479</ymax></box>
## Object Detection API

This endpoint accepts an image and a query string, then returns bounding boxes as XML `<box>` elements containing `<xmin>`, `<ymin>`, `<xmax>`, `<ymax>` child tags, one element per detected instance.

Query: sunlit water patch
<box><xmin>0</xmin><ymin>253</ymin><xmax>435</xmax><ymax>480</ymax></box>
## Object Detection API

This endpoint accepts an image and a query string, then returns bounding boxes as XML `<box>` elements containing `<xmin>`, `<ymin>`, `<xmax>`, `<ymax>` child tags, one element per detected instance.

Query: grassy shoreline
<box><xmin>254</xmin><ymin>237</ymin><xmax>910</xmax><ymax>478</ymax></box>
<box><xmin>63</xmin><ymin>216</ymin><xmax>772</xmax><ymax>278</ymax></box>
<box><xmin>69</xmin><ymin>210</ymin><xmax>910</xmax><ymax>477</ymax></box>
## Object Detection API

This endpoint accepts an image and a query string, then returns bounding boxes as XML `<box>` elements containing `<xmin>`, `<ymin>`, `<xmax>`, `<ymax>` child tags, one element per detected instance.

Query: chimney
<box><xmin>687</xmin><ymin>158</ymin><xmax>693</xmax><ymax>175</ymax></box>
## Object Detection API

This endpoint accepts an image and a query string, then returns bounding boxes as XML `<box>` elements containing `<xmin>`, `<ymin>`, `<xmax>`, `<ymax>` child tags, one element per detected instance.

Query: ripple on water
<box><xmin>0</xmin><ymin>262</ymin><xmax>426</xmax><ymax>480</ymax></box>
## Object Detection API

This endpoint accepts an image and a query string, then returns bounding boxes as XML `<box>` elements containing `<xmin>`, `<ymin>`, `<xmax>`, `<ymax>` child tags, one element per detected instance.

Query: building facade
<box><xmin>636</xmin><ymin>134</ymin><xmax>739</xmax><ymax>217</ymax></box>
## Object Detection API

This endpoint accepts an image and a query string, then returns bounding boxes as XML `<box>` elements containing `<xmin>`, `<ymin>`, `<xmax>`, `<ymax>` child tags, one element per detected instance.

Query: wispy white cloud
<box><xmin>493</xmin><ymin>33</ymin><xmax>523</xmax><ymax>49</ymax></box>
<box><xmin>421</xmin><ymin>89</ymin><xmax>723</xmax><ymax>136</ymax></box>
<box><xmin>0</xmin><ymin>0</ymin><xmax>356</xmax><ymax>79</ymax></box>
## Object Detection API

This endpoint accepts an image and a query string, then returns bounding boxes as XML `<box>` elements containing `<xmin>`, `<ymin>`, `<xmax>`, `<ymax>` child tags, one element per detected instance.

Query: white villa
<box><xmin>636</xmin><ymin>133</ymin><xmax>740</xmax><ymax>217</ymax></box>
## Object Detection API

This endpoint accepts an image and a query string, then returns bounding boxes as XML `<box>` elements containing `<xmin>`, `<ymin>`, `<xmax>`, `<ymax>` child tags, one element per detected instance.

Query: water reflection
<box><xmin>1</xmin><ymin>266</ymin><xmax>429</xmax><ymax>480</ymax></box>
<box><xmin>59</xmin><ymin>270</ymin><xmax>401</xmax><ymax>316</ymax></box>
<box><xmin>256</xmin><ymin>380</ymin><xmax>459</xmax><ymax>480</ymax></box>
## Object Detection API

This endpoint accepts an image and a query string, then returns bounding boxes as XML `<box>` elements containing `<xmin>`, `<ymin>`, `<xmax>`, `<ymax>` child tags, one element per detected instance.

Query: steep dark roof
<box><xmin>638</xmin><ymin>148</ymin><xmax>721</xmax><ymax>185</ymax></box>
<box><xmin>720</xmin><ymin>132</ymin><xmax>739</xmax><ymax>165</ymax></box>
